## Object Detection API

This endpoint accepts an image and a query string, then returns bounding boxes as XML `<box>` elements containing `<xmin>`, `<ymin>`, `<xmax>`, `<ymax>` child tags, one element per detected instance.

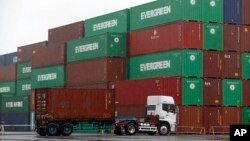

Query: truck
<box><xmin>35</xmin><ymin>88</ymin><xmax>177</xmax><ymax>136</ymax></box>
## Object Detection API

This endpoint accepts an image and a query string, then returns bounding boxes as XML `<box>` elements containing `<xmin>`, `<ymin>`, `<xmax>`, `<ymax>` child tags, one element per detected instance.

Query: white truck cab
<box><xmin>147</xmin><ymin>96</ymin><xmax>177</xmax><ymax>133</ymax></box>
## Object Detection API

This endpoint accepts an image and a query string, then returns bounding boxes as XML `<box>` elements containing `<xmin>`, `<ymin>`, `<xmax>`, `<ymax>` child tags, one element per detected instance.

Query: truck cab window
<box><xmin>162</xmin><ymin>104</ymin><xmax>175</xmax><ymax>113</ymax></box>
<box><xmin>147</xmin><ymin>105</ymin><xmax>156</xmax><ymax>111</ymax></box>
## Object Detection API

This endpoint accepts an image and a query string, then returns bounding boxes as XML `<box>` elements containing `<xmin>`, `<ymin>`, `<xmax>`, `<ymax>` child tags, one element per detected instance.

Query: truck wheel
<box><xmin>61</xmin><ymin>123</ymin><xmax>73</xmax><ymax>136</ymax></box>
<box><xmin>46</xmin><ymin>123</ymin><xmax>60</xmax><ymax>136</ymax></box>
<box><xmin>158</xmin><ymin>123</ymin><xmax>170</xmax><ymax>135</ymax></box>
<box><xmin>36</xmin><ymin>128</ymin><xmax>46</xmax><ymax>136</ymax></box>
<box><xmin>125</xmin><ymin>123</ymin><xmax>136</xmax><ymax>135</ymax></box>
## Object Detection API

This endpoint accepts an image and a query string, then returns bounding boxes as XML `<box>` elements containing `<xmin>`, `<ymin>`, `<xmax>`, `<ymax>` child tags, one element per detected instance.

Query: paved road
<box><xmin>0</xmin><ymin>132</ymin><xmax>229</xmax><ymax>141</ymax></box>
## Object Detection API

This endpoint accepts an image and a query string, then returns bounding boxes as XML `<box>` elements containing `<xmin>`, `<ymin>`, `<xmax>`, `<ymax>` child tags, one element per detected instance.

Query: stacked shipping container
<box><xmin>0</xmin><ymin>0</ymin><xmax>250</xmax><ymax>134</ymax></box>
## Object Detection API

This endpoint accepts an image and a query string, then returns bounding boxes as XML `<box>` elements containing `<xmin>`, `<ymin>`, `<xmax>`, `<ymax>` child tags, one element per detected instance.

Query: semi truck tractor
<box><xmin>34</xmin><ymin>88</ymin><xmax>177</xmax><ymax>136</ymax></box>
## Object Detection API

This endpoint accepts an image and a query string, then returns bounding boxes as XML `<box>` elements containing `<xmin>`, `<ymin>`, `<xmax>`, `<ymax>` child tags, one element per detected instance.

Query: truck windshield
<box><xmin>162</xmin><ymin>104</ymin><xmax>175</xmax><ymax>113</ymax></box>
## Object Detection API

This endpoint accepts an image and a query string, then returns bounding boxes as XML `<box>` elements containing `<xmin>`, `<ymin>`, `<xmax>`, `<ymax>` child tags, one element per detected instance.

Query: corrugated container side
<box><xmin>17</xmin><ymin>62</ymin><xmax>32</xmax><ymax>80</ymax></box>
<box><xmin>66</xmin><ymin>58</ymin><xmax>125</xmax><ymax>87</ymax></box>
<box><xmin>130</xmin><ymin>0</ymin><xmax>202</xmax><ymax>31</ymax></box>
<box><xmin>203</xmin><ymin>107</ymin><xmax>222</xmax><ymax>134</ymax></box>
<box><xmin>203</xmin><ymin>23</ymin><xmax>223</xmax><ymax>51</ymax></box>
<box><xmin>111</xmin><ymin>77</ymin><xmax>182</xmax><ymax>106</ymax></box>
<box><xmin>31</xmin><ymin>65</ymin><xmax>65</xmax><ymax>89</ymax></box>
<box><xmin>129</xmin><ymin>22</ymin><xmax>203</xmax><ymax>57</ymax></box>
<box><xmin>242</xmin><ymin>81</ymin><xmax>250</xmax><ymax>106</ymax></box>
<box><xmin>4</xmin><ymin>52</ymin><xmax>17</xmax><ymax>66</ymax></box>
<box><xmin>67</xmin><ymin>33</ymin><xmax>127</xmax><ymax>63</ymax></box>
<box><xmin>182</xmin><ymin>78</ymin><xmax>203</xmax><ymax>106</ymax></box>
<box><xmin>0</xmin><ymin>112</ymin><xmax>30</xmax><ymax>131</ymax></box>
<box><xmin>242</xmin><ymin>53</ymin><xmax>250</xmax><ymax>79</ymax></box>
<box><xmin>223</xmin><ymin>0</ymin><xmax>242</xmax><ymax>24</ymax></box>
<box><xmin>116</xmin><ymin>105</ymin><xmax>145</xmax><ymax>118</ymax></box>
<box><xmin>242</xmin><ymin>0</ymin><xmax>250</xmax><ymax>25</ymax></box>
<box><xmin>222</xmin><ymin>107</ymin><xmax>242</xmax><ymax>133</ymax></box>
<box><xmin>68</xmin><ymin>83</ymin><xmax>111</xmax><ymax>89</ymax></box>
<box><xmin>0</xmin><ymin>95</ymin><xmax>30</xmax><ymax>113</ymax></box>
<box><xmin>202</xmin><ymin>0</ymin><xmax>223</xmax><ymax>23</ymax></box>
<box><xmin>129</xmin><ymin>50</ymin><xmax>203</xmax><ymax>79</ymax></box>
<box><xmin>0</xmin><ymin>65</ymin><xmax>16</xmax><ymax>82</ymax></box>
<box><xmin>203</xmin><ymin>78</ymin><xmax>222</xmax><ymax>106</ymax></box>
<box><xmin>203</xmin><ymin>51</ymin><xmax>221</xmax><ymax>78</ymax></box>
<box><xmin>242</xmin><ymin>107</ymin><xmax>250</xmax><ymax>124</ymax></box>
<box><xmin>35</xmin><ymin>88</ymin><xmax>115</xmax><ymax>121</ymax></box>
<box><xmin>48</xmin><ymin>21</ymin><xmax>84</xmax><ymax>45</ymax></box>
<box><xmin>0</xmin><ymin>81</ymin><xmax>15</xmax><ymax>95</ymax></box>
<box><xmin>85</xmin><ymin>9</ymin><xmax>129</xmax><ymax>37</ymax></box>
<box><xmin>0</xmin><ymin>55</ymin><xmax>5</xmax><ymax>67</ymax></box>
<box><xmin>221</xmin><ymin>52</ymin><xmax>241</xmax><ymax>79</ymax></box>
<box><xmin>241</xmin><ymin>26</ymin><xmax>250</xmax><ymax>52</ymax></box>
<box><xmin>17</xmin><ymin>41</ymin><xmax>47</xmax><ymax>63</ymax></box>
<box><xmin>222</xmin><ymin>79</ymin><xmax>242</xmax><ymax>107</ymax></box>
<box><xmin>32</xmin><ymin>43</ymin><xmax>66</xmax><ymax>69</ymax></box>
<box><xmin>177</xmin><ymin>106</ymin><xmax>203</xmax><ymax>133</ymax></box>
<box><xmin>16</xmin><ymin>79</ymin><xmax>31</xmax><ymax>95</ymax></box>
<box><xmin>223</xmin><ymin>24</ymin><xmax>241</xmax><ymax>51</ymax></box>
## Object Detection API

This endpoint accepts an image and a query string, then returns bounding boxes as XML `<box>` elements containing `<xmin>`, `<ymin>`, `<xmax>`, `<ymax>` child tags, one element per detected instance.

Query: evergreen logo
<box><xmin>6</xmin><ymin>101</ymin><xmax>23</xmax><ymax>108</ymax></box>
<box><xmin>190</xmin><ymin>0</ymin><xmax>196</xmax><ymax>5</ymax></box>
<box><xmin>230</xmin><ymin>85</ymin><xmax>236</xmax><ymax>91</ymax></box>
<box><xmin>37</xmin><ymin>73</ymin><xmax>57</xmax><ymax>81</ymax></box>
<box><xmin>140</xmin><ymin>60</ymin><xmax>171</xmax><ymax>72</ymax></box>
<box><xmin>140</xmin><ymin>6</ymin><xmax>171</xmax><ymax>20</ymax></box>
<box><xmin>210</xmin><ymin>1</ymin><xmax>216</xmax><ymax>7</ymax></box>
<box><xmin>0</xmin><ymin>87</ymin><xmax>10</xmax><ymax>93</ymax></box>
<box><xmin>93</xmin><ymin>19</ymin><xmax>118</xmax><ymax>31</ymax></box>
<box><xmin>189</xmin><ymin>83</ymin><xmax>196</xmax><ymax>90</ymax></box>
<box><xmin>75</xmin><ymin>43</ymin><xmax>99</xmax><ymax>53</ymax></box>
<box><xmin>210</xmin><ymin>28</ymin><xmax>216</xmax><ymax>34</ymax></box>
<box><xmin>190</xmin><ymin>55</ymin><xmax>196</xmax><ymax>61</ymax></box>
<box><xmin>22</xmin><ymin>66</ymin><xmax>31</xmax><ymax>74</ymax></box>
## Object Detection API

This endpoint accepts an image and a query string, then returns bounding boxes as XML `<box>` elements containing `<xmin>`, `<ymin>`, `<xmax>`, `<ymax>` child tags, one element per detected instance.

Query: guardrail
<box><xmin>209</xmin><ymin>126</ymin><xmax>229</xmax><ymax>135</ymax></box>
<box><xmin>0</xmin><ymin>125</ymin><xmax>35</xmax><ymax>135</ymax></box>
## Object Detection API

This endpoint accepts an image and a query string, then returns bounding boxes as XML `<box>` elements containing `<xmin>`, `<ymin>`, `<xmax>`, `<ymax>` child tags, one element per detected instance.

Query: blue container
<box><xmin>4</xmin><ymin>52</ymin><xmax>17</xmax><ymax>66</ymax></box>
<box><xmin>0</xmin><ymin>55</ymin><xmax>4</xmax><ymax>67</ymax></box>
<box><xmin>224</xmin><ymin>0</ymin><xmax>242</xmax><ymax>24</ymax></box>
<box><xmin>0</xmin><ymin>112</ymin><xmax>30</xmax><ymax>131</ymax></box>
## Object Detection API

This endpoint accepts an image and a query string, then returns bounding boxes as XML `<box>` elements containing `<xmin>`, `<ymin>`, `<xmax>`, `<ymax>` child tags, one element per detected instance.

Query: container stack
<box><xmin>0</xmin><ymin>52</ymin><xmax>30</xmax><ymax>131</ymax></box>
<box><xmin>17</xmin><ymin>41</ymin><xmax>47</xmax><ymax>131</ymax></box>
<box><xmin>0</xmin><ymin>0</ymin><xmax>250</xmax><ymax>134</ymax></box>
<box><xmin>66</xmin><ymin>10</ymin><xmax>129</xmax><ymax>133</ymax></box>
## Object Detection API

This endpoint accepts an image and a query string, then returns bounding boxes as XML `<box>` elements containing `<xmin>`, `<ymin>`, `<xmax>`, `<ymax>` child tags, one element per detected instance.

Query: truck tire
<box><xmin>36</xmin><ymin>128</ymin><xmax>46</xmax><ymax>136</ymax></box>
<box><xmin>46</xmin><ymin>123</ymin><xmax>60</xmax><ymax>136</ymax></box>
<box><xmin>125</xmin><ymin>123</ymin><xmax>136</xmax><ymax>135</ymax></box>
<box><xmin>61</xmin><ymin>123</ymin><xmax>73</xmax><ymax>136</ymax></box>
<box><xmin>158</xmin><ymin>123</ymin><xmax>170</xmax><ymax>135</ymax></box>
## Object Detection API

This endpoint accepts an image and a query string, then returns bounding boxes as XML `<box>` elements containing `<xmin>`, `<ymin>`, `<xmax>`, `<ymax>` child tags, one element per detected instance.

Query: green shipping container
<box><xmin>202</xmin><ymin>0</ymin><xmax>223</xmax><ymax>23</ymax></box>
<box><xmin>203</xmin><ymin>23</ymin><xmax>223</xmax><ymax>50</ymax></box>
<box><xmin>182</xmin><ymin>78</ymin><xmax>203</xmax><ymax>106</ymax></box>
<box><xmin>242</xmin><ymin>53</ymin><xmax>250</xmax><ymax>79</ymax></box>
<box><xmin>0</xmin><ymin>95</ymin><xmax>29</xmax><ymax>113</ymax></box>
<box><xmin>16</xmin><ymin>79</ymin><xmax>31</xmax><ymax>95</ymax></box>
<box><xmin>242</xmin><ymin>107</ymin><xmax>250</xmax><ymax>125</ymax></box>
<box><xmin>67</xmin><ymin>33</ymin><xmax>126</xmax><ymax>63</ymax></box>
<box><xmin>130</xmin><ymin>0</ymin><xmax>202</xmax><ymax>31</ymax></box>
<box><xmin>17</xmin><ymin>62</ymin><xmax>32</xmax><ymax>79</ymax></box>
<box><xmin>128</xmin><ymin>50</ymin><xmax>203</xmax><ymax>79</ymax></box>
<box><xmin>0</xmin><ymin>81</ymin><xmax>15</xmax><ymax>95</ymax></box>
<box><xmin>31</xmin><ymin>65</ymin><xmax>65</xmax><ymax>89</ymax></box>
<box><xmin>223</xmin><ymin>79</ymin><xmax>242</xmax><ymax>107</ymax></box>
<box><xmin>85</xmin><ymin>9</ymin><xmax>129</xmax><ymax>37</ymax></box>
